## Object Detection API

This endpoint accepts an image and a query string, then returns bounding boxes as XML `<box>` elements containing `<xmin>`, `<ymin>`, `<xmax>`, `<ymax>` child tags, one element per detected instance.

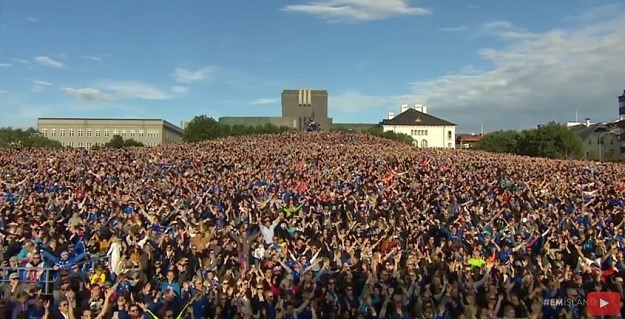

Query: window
<box><xmin>424</xmin><ymin>130</ymin><xmax>428</xmax><ymax>136</ymax></box>
<box><xmin>60</xmin><ymin>129</ymin><xmax>66</xmax><ymax>137</ymax></box>
<box><xmin>69</xmin><ymin>129</ymin><xmax>75</xmax><ymax>137</ymax></box>
<box><xmin>95</xmin><ymin>129</ymin><xmax>101</xmax><ymax>137</ymax></box>
<box><xmin>138</xmin><ymin>130</ymin><xmax>144</xmax><ymax>137</ymax></box>
<box><xmin>130</xmin><ymin>130</ymin><xmax>136</xmax><ymax>137</ymax></box>
<box><xmin>420</xmin><ymin>139</ymin><xmax>428</xmax><ymax>148</ymax></box>
<box><xmin>113</xmin><ymin>129</ymin><xmax>119</xmax><ymax>135</ymax></box>
<box><xmin>121</xmin><ymin>130</ymin><xmax>127</xmax><ymax>137</ymax></box>
<box><xmin>448</xmin><ymin>142</ymin><xmax>452</xmax><ymax>148</ymax></box>
<box><xmin>41</xmin><ymin>129</ymin><xmax>48</xmax><ymax>136</ymax></box>
<box><xmin>78</xmin><ymin>129</ymin><xmax>84</xmax><ymax>137</ymax></box>
<box><xmin>104</xmin><ymin>130</ymin><xmax>110</xmax><ymax>137</ymax></box>
<box><xmin>87</xmin><ymin>142</ymin><xmax>92</xmax><ymax>148</ymax></box>
<box><xmin>86</xmin><ymin>129</ymin><xmax>92</xmax><ymax>137</ymax></box>
<box><xmin>51</xmin><ymin>129</ymin><xmax>57</xmax><ymax>136</ymax></box>
<box><xmin>68</xmin><ymin>142</ymin><xmax>74</xmax><ymax>147</ymax></box>
<box><xmin>447</xmin><ymin>131</ymin><xmax>452</xmax><ymax>139</ymax></box>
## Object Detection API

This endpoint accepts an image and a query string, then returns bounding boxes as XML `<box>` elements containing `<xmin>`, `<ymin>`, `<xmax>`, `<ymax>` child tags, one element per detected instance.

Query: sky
<box><xmin>1</xmin><ymin>0</ymin><xmax>624</xmax><ymax>133</ymax></box>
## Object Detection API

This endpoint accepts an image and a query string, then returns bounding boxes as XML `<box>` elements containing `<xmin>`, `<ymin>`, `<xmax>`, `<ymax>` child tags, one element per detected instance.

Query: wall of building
<box><xmin>382</xmin><ymin>125</ymin><xmax>456</xmax><ymax>148</ymax></box>
<box><xmin>37</xmin><ymin>118</ymin><xmax>182</xmax><ymax>148</ymax></box>
<box><xmin>281</xmin><ymin>90</ymin><xmax>332</xmax><ymax>131</ymax></box>
<box><xmin>583</xmin><ymin>133</ymin><xmax>620</xmax><ymax>161</ymax></box>
<box><xmin>218</xmin><ymin>117</ymin><xmax>297</xmax><ymax>128</ymax></box>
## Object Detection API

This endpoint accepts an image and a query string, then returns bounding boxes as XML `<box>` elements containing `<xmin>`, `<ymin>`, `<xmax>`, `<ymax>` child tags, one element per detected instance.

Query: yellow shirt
<box><xmin>90</xmin><ymin>273</ymin><xmax>106</xmax><ymax>285</ymax></box>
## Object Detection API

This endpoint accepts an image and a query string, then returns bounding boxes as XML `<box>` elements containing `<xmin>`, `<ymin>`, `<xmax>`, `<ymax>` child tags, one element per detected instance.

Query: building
<box><xmin>37</xmin><ymin>118</ymin><xmax>183</xmax><ymax>148</ymax></box>
<box><xmin>456</xmin><ymin>133</ymin><xmax>484</xmax><ymax>149</ymax></box>
<box><xmin>570</xmin><ymin>119</ymin><xmax>620</xmax><ymax>161</ymax></box>
<box><xmin>380</xmin><ymin>104</ymin><xmax>457</xmax><ymax>148</ymax></box>
<box><xmin>218</xmin><ymin>116</ymin><xmax>297</xmax><ymax>128</ymax></box>
<box><xmin>281</xmin><ymin>89</ymin><xmax>332</xmax><ymax>131</ymax></box>
<box><xmin>216</xmin><ymin>89</ymin><xmax>335</xmax><ymax>131</ymax></box>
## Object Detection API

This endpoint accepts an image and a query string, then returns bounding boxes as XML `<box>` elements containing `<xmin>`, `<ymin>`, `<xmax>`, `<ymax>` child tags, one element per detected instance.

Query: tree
<box><xmin>0</xmin><ymin>127</ymin><xmax>62</xmax><ymax>148</ymax></box>
<box><xmin>103</xmin><ymin>135</ymin><xmax>145</xmax><ymax>148</ymax></box>
<box><xmin>182</xmin><ymin>115</ymin><xmax>224</xmax><ymax>142</ymax></box>
<box><xmin>473</xmin><ymin>122</ymin><xmax>584</xmax><ymax>159</ymax></box>
<box><xmin>364</xmin><ymin>125</ymin><xmax>414</xmax><ymax>145</ymax></box>
<box><xmin>472</xmin><ymin>130</ymin><xmax>521</xmax><ymax>153</ymax></box>
<box><xmin>123</xmin><ymin>138</ymin><xmax>145</xmax><ymax>147</ymax></box>
<box><xmin>516</xmin><ymin>122</ymin><xmax>583</xmax><ymax>159</ymax></box>
<box><xmin>104</xmin><ymin>135</ymin><xmax>125</xmax><ymax>148</ymax></box>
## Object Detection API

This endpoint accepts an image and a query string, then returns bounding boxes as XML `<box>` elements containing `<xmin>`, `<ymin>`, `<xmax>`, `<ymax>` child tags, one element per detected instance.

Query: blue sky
<box><xmin>1</xmin><ymin>0</ymin><xmax>624</xmax><ymax>132</ymax></box>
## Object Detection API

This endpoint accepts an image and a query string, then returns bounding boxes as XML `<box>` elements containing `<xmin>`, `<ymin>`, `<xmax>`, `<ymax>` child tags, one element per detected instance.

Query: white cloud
<box><xmin>173</xmin><ymin>66</ymin><xmax>217</xmax><ymax>83</ymax></box>
<box><xmin>82</xmin><ymin>54</ymin><xmax>109</xmax><ymax>63</ymax></box>
<box><xmin>26</xmin><ymin>16</ymin><xmax>40</xmax><ymax>23</ymax></box>
<box><xmin>33</xmin><ymin>80</ymin><xmax>52</xmax><ymax>86</ymax></box>
<box><xmin>32</xmin><ymin>80</ymin><xmax>53</xmax><ymax>92</ymax></box>
<box><xmin>0</xmin><ymin>63</ymin><xmax>11</xmax><ymax>68</ymax></box>
<box><xmin>61</xmin><ymin>82</ymin><xmax>173</xmax><ymax>102</ymax></box>
<box><xmin>171</xmin><ymin>85</ymin><xmax>190</xmax><ymax>94</ymax></box>
<box><xmin>440</xmin><ymin>26</ymin><xmax>468</xmax><ymax>32</ymax></box>
<box><xmin>0</xmin><ymin>89</ymin><xmax>7</xmax><ymax>95</ymax></box>
<box><xmin>330</xmin><ymin>91</ymin><xmax>412</xmax><ymax>114</ymax></box>
<box><xmin>61</xmin><ymin>87</ymin><xmax>112</xmax><ymax>102</ymax></box>
<box><xmin>403</xmin><ymin>7</ymin><xmax>625</xmax><ymax>131</ymax></box>
<box><xmin>33</xmin><ymin>56</ymin><xmax>64</xmax><ymax>68</ymax></box>
<box><xmin>250</xmin><ymin>98</ymin><xmax>279</xmax><ymax>105</ymax></box>
<box><xmin>282</xmin><ymin>0</ymin><xmax>430</xmax><ymax>23</ymax></box>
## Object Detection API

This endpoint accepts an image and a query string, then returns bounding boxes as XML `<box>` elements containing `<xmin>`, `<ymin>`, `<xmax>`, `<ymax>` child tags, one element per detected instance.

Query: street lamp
<box><xmin>598</xmin><ymin>132</ymin><xmax>611</xmax><ymax>161</ymax></box>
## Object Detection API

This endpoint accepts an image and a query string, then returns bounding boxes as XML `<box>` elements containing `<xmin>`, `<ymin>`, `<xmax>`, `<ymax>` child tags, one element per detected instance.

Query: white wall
<box><xmin>382</xmin><ymin>125</ymin><xmax>456</xmax><ymax>148</ymax></box>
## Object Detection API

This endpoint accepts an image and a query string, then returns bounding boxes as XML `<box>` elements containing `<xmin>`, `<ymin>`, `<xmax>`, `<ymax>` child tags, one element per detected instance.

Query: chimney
<box><xmin>421</xmin><ymin>105</ymin><xmax>428</xmax><ymax>114</ymax></box>
<box><xmin>585</xmin><ymin>118</ymin><xmax>590</xmax><ymax>127</ymax></box>
<box><xmin>414</xmin><ymin>104</ymin><xmax>423</xmax><ymax>112</ymax></box>
<box><xmin>388</xmin><ymin>112</ymin><xmax>395</xmax><ymax>120</ymax></box>
<box><xmin>400</xmin><ymin>104</ymin><xmax>409</xmax><ymax>113</ymax></box>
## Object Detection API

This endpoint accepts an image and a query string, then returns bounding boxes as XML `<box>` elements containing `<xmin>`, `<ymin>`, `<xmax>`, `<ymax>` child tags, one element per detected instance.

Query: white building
<box><xmin>380</xmin><ymin>104</ymin><xmax>457</xmax><ymax>148</ymax></box>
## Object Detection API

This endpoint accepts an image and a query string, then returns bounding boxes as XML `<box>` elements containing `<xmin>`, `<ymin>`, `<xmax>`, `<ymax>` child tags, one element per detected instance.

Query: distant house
<box><xmin>570</xmin><ymin>120</ymin><xmax>620</xmax><ymax>161</ymax></box>
<box><xmin>380</xmin><ymin>104</ymin><xmax>457</xmax><ymax>148</ymax></box>
<box><xmin>456</xmin><ymin>133</ymin><xmax>484</xmax><ymax>149</ymax></box>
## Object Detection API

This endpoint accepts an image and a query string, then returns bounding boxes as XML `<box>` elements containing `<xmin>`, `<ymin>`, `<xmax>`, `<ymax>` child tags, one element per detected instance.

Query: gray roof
<box><xmin>570</xmin><ymin>123</ymin><xmax>611</xmax><ymax>140</ymax></box>
<box><xmin>380</xmin><ymin>108</ymin><xmax>456</xmax><ymax>126</ymax></box>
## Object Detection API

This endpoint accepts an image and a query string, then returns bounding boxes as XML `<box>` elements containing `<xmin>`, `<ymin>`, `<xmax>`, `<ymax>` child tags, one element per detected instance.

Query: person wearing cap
<box><xmin>1</xmin><ymin>272</ymin><xmax>25</xmax><ymax>303</ymax></box>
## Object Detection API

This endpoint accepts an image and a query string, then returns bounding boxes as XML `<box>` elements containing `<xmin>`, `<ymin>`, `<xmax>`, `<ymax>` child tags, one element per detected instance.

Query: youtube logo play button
<box><xmin>587</xmin><ymin>292</ymin><xmax>621</xmax><ymax>316</ymax></box>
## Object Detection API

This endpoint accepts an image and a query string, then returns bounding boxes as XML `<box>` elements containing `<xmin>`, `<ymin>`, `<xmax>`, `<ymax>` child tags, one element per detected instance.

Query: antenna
<box><xmin>575</xmin><ymin>111</ymin><xmax>579</xmax><ymax>123</ymax></box>
<box><xmin>480</xmin><ymin>123</ymin><xmax>484</xmax><ymax>135</ymax></box>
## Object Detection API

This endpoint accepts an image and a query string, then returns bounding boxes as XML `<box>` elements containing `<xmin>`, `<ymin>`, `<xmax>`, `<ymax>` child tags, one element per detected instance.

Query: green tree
<box><xmin>104</xmin><ymin>135</ymin><xmax>125</xmax><ymax>148</ymax></box>
<box><xmin>473</xmin><ymin>122</ymin><xmax>584</xmax><ymax>159</ymax></box>
<box><xmin>182</xmin><ymin>115</ymin><xmax>225</xmax><ymax>142</ymax></box>
<box><xmin>123</xmin><ymin>138</ymin><xmax>145</xmax><ymax>147</ymax></box>
<box><xmin>473</xmin><ymin>130</ymin><xmax>521</xmax><ymax>153</ymax></box>
<box><xmin>0</xmin><ymin>127</ymin><xmax>62</xmax><ymax>148</ymax></box>
<box><xmin>364</xmin><ymin>125</ymin><xmax>414</xmax><ymax>145</ymax></box>
<box><xmin>517</xmin><ymin>122</ymin><xmax>583</xmax><ymax>159</ymax></box>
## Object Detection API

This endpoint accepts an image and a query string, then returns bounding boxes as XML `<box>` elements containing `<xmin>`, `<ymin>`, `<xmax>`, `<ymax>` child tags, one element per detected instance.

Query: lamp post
<box><xmin>598</xmin><ymin>132</ymin><xmax>611</xmax><ymax>162</ymax></box>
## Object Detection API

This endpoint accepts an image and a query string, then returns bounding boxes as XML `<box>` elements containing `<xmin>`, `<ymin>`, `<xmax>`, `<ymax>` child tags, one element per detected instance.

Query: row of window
<box><xmin>61</xmin><ymin>142</ymin><xmax>161</xmax><ymax>147</ymax></box>
<box><xmin>40</xmin><ymin>128</ymin><xmax>160</xmax><ymax>138</ymax></box>
<box><xmin>409</xmin><ymin>130</ymin><xmax>454</xmax><ymax>139</ymax></box>
<box><xmin>414</xmin><ymin>140</ymin><xmax>453</xmax><ymax>148</ymax></box>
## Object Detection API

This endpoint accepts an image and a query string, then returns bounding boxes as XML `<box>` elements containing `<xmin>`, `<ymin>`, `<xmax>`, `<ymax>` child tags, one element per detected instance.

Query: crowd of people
<box><xmin>0</xmin><ymin>131</ymin><xmax>624</xmax><ymax>319</ymax></box>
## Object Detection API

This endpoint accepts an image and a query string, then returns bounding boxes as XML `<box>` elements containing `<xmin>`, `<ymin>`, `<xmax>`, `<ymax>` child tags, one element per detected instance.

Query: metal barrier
<box><xmin>0</xmin><ymin>255</ymin><xmax>110</xmax><ymax>295</ymax></box>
